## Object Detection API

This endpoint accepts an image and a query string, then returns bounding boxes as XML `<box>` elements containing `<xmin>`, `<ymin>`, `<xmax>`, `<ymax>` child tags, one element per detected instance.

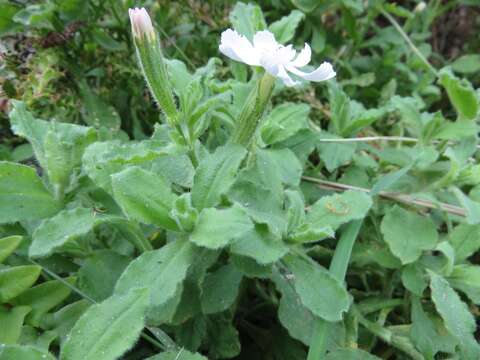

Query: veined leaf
<box><xmin>60</xmin><ymin>287</ymin><xmax>149</xmax><ymax>360</ymax></box>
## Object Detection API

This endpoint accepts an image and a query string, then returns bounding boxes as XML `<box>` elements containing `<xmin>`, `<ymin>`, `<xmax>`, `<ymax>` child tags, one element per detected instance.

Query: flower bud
<box><xmin>414</xmin><ymin>2</ymin><xmax>427</xmax><ymax>13</ymax></box>
<box><xmin>129</xmin><ymin>7</ymin><xmax>155</xmax><ymax>41</ymax></box>
<box><xmin>128</xmin><ymin>7</ymin><xmax>178</xmax><ymax>124</ymax></box>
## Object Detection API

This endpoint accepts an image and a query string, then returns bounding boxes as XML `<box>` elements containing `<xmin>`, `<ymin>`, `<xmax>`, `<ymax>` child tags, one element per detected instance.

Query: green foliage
<box><xmin>60</xmin><ymin>287</ymin><xmax>149</xmax><ymax>360</ymax></box>
<box><xmin>1</xmin><ymin>0</ymin><xmax>480</xmax><ymax>358</ymax></box>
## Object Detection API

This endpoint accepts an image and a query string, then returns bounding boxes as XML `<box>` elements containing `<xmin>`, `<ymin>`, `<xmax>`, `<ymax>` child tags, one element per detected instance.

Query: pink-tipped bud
<box><xmin>129</xmin><ymin>7</ymin><xmax>155</xmax><ymax>41</ymax></box>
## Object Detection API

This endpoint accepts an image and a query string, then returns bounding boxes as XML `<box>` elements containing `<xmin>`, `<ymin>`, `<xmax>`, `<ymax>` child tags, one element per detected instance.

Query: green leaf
<box><xmin>50</xmin><ymin>300</ymin><xmax>91</xmax><ymax>344</ymax></box>
<box><xmin>317</xmin><ymin>135</ymin><xmax>356</xmax><ymax>172</ymax></box>
<box><xmin>401</xmin><ymin>263</ymin><xmax>427</xmax><ymax>296</ymax></box>
<box><xmin>9</xmin><ymin>101</ymin><xmax>97</xmax><ymax>194</ymax></box>
<box><xmin>201</xmin><ymin>264</ymin><xmax>243</xmax><ymax>314</ymax></box>
<box><xmin>0</xmin><ymin>265</ymin><xmax>41</xmax><ymax>302</ymax></box>
<box><xmin>0</xmin><ymin>236</ymin><xmax>22</xmax><ymax>263</ymax></box>
<box><xmin>370</xmin><ymin>163</ymin><xmax>412</xmax><ymax>196</ymax></box>
<box><xmin>0</xmin><ymin>345</ymin><xmax>55</xmax><ymax>360</ymax></box>
<box><xmin>115</xmin><ymin>239</ymin><xmax>197</xmax><ymax>309</ymax></box>
<box><xmin>29</xmin><ymin>208</ymin><xmax>96</xmax><ymax>258</ymax></box>
<box><xmin>229</xmin><ymin>2</ymin><xmax>266</xmax><ymax>40</ymax></box>
<box><xmin>451</xmin><ymin>54</ymin><xmax>480</xmax><ymax>74</ymax></box>
<box><xmin>12</xmin><ymin>277</ymin><xmax>75</xmax><ymax>327</ymax></box>
<box><xmin>325</xmin><ymin>349</ymin><xmax>381</xmax><ymax>360</ymax></box>
<box><xmin>271</xmin><ymin>269</ymin><xmax>314</xmax><ymax>346</ymax></box>
<box><xmin>290</xmin><ymin>0</ymin><xmax>320</xmax><ymax>12</ymax></box>
<box><xmin>282</xmin><ymin>253</ymin><xmax>350</xmax><ymax>322</ymax></box>
<box><xmin>261</xmin><ymin>103</ymin><xmax>309</xmax><ymax>145</ymax></box>
<box><xmin>439</xmin><ymin>68</ymin><xmax>478</xmax><ymax>120</ymax></box>
<box><xmin>328</xmin><ymin>82</ymin><xmax>351</xmax><ymax>135</ymax></box>
<box><xmin>448</xmin><ymin>223</ymin><xmax>480</xmax><ymax>262</ymax></box>
<box><xmin>429</xmin><ymin>271</ymin><xmax>480</xmax><ymax>359</ymax></box>
<box><xmin>60</xmin><ymin>287</ymin><xmax>149</xmax><ymax>360</ymax></box>
<box><xmin>111</xmin><ymin>166</ymin><xmax>179</xmax><ymax>231</ymax></box>
<box><xmin>82</xmin><ymin>140</ymin><xmax>168</xmax><ymax>193</ymax></box>
<box><xmin>381</xmin><ymin>206</ymin><xmax>438</xmax><ymax>264</ymax></box>
<box><xmin>147</xmin><ymin>350</ymin><xmax>208</xmax><ymax>360</ymax></box>
<box><xmin>448</xmin><ymin>265</ymin><xmax>480</xmax><ymax>304</ymax></box>
<box><xmin>192</xmin><ymin>144</ymin><xmax>247</xmax><ymax>210</ymax></box>
<box><xmin>0</xmin><ymin>305</ymin><xmax>31</xmax><ymax>344</ymax></box>
<box><xmin>452</xmin><ymin>187</ymin><xmax>480</xmax><ymax>224</ymax></box>
<box><xmin>78</xmin><ymin>81</ymin><xmax>121</xmax><ymax>131</ymax></box>
<box><xmin>78</xmin><ymin>250</ymin><xmax>130</xmax><ymax>301</ymax></box>
<box><xmin>230</xmin><ymin>225</ymin><xmax>288</xmax><ymax>265</ymax></box>
<box><xmin>0</xmin><ymin>162</ymin><xmax>61</xmax><ymax>223</ymax></box>
<box><xmin>268</xmin><ymin>10</ymin><xmax>305</xmax><ymax>44</ymax></box>
<box><xmin>305</xmin><ymin>191</ymin><xmax>372</xmax><ymax>232</ymax></box>
<box><xmin>190</xmin><ymin>204</ymin><xmax>253</xmax><ymax>249</ymax></box>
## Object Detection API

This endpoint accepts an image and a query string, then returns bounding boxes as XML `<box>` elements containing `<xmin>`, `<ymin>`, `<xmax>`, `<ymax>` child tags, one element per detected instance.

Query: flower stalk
<box><xmin>230</xmin><ymin>72</ymin><xmax>276</xmax><ymax>147</ymax></box>
<box><xmin>129</xmin><ymin>8</ymin><xmax>178</xmax><ymax>125</ymax></box>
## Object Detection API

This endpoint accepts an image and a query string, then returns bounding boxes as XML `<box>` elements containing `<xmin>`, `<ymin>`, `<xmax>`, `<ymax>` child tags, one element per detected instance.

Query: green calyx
<box><xmin>133</xmin><ymin>33</ymin><xmax>178</xmax><ymax>125</ymax></box>
<box><xmin>230</xmin><ymin>72</ymin><xmax>276</xmax><ymax>147</ymax></box>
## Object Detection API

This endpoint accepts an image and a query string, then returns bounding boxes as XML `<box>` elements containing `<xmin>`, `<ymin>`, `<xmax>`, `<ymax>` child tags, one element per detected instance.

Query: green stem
<box><xmin>230</xmin><ymin>73</ymin><xmax>275</xmax><ymax>148</ymax></box>
<box><xmin>307</xmin><ymin>220</ymin><xmax>363</xmax><ymax>360</ymax></box>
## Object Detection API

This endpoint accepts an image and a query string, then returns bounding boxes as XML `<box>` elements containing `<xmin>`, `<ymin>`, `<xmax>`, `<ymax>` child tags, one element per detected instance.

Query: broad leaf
<box><xmin>0</xmin><ymin>265</ymin><xmax>41</xmax><ymax>302</ymax></box>
<box><xmin>191</xmin><ymin>144</ymin><xmax>246</xmax><ymax>210</ymax></box>
<box><xmin>0</xmin><ymin>345</ymin><xmax>55</xmax><ymax>360</ymax></box>
<box><xmin>429</xmin><ymin>271</ymin><xmax>480</xmax><ymax>359</ymax></box>
<box><xmin>283</xmin><ymin>253</ymin><xmax>350</xmax><ymax>322</ymax></box>
<box><xmin>61</xmin><ymin>287</ymin><xmax>149</xmax><ymax>360</ymax></box>
<box><xmin>201</xmin><ymin>264</ymin><xmax>243</xmax><ymax>314</ymax></box>
<box><xmin>0</xmin><ymin>235</ymin><xmax>22</xmax><ymax>263</ymax></box>
<box><xmin>0</xmin><ymin>162</ymin><xmax>61</xmax><ymax>223</ymax></box>
<box><xmin>190</xmin><ymin>205</ymin><xmax>253</xmax><ymax>249</ymax></box>
<box><xmin>381</xmin><ymin>206</ymin><xmax>438</xmax><ymax>264</ymax></box>
<box><xmin>439</xmin><ymin>68</ymin><xmax>478</xmax><ymax>120</ymax></box>
<box><xmin>268</xmin><ymin>10</ymin><xmax>304</xmax><ymax>44</ymax></box>
<box><xmin>111</xmin><ymin>166</ymin><xmax>179</xmax><ymax>231</ymax></box>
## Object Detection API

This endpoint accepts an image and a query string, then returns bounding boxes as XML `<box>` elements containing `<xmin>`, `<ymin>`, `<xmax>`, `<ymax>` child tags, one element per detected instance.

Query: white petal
<box><xmin>286</xmin><ymin>61</ymin><xmax>336</xmax><ymax>82</ymax></box>
<box><xmin>276</xmin><ymin>65</ymin><xmax>299</xmax><ymax>87</ymax></box>
<box><xmin>253</xmin><ymin>30</ymin><xmax>278</xmax><ymax>52</ymax></box>
<box><xmin>290</xmin><ymin>43</ymin><xmax>311</xmax><ymax>68</ymax></box>
<box><xmin>277</xmin><ymin>45</ymin><xmax>297</xmax><ymax>63</ymax></box>
<box><xmin>219</xmin><ymin>29</ymin><xmax>260</xmax><ymax>66</ymax></box>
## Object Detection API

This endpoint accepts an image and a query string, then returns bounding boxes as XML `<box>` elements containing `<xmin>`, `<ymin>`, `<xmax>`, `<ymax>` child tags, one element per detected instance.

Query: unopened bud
<box><xmin>129</xmin><ymin>7</ymin><xmax>155</xmax><ymax>41</ymax></box>
<box><xmin>414</xmin><ymin>2</ymin><xmax>427</xmax><ymax>13</ymax></box>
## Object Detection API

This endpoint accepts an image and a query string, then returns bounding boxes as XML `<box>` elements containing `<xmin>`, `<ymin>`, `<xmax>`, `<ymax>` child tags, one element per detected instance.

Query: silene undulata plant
<box><xmin>7</xmin><ymin>3</ymin><xmax>480</xmax><ymax>360</ymax></box>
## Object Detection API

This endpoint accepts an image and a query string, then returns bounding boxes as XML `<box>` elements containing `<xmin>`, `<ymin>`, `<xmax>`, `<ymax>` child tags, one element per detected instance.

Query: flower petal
<box><xmin>253</xmin><ymin>30</ymin><xmax>279</xmax><ymax>52</ymax></box>
<box><xmin>286</xmin><ymin>61</ymin><xmax>336</xmax><ymax>82</ymax></box>
<box><xmin>219</xmin><ymin>29</ymin><xmax>260</xmax><ymax>66</ymax></box>
<box><xmin>276</xmin><ymin>65</ymin><xmax>299</xmax><ymax>87</ymax></box>
<box><xmin>290</xmin><ymin>43</ymin><xmax>311</xmax><ymax>68</ymax></box>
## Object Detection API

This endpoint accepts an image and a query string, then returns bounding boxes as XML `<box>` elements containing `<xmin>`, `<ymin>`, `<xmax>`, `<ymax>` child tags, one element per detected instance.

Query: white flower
<box><xmin>129</xmin><ymin>7</ymin><xmax>155</xmax><ymax>41</ymax></box>
<box><xmin>219</xmin><ymin>29</ymin><xmax>336</xmax><ymax>87</ymax></box>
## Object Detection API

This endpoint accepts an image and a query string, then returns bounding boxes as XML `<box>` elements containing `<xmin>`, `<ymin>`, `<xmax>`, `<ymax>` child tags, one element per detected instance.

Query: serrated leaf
<box><xmin>283</xmin><ymin>253</ymin><xmax>350</xmax><ymax>322</ymax></box>
<box><xmin>317</xmin><ymin>135</ymin><xmax>356</xmax><ymax>172</ymax></box>
<box><xmin>429</xmin><ymin>271</ymin><xmax>480</xmax><ymax>359</ymax></box>
<box><xmin>0</xmin><ymin>162</ymin><xmax>61</xmax><ymax>223</ymax></box>
<box><xmin>190</xmin><ymin>204</ymin><xmax>253</xmax><ymax>249</ymax></box>
<box><xmin>61</xmin><ymin>287</ymin><xmax>149</xmax><ymax>360</ymax></box>
<box><xmin>268</xmin><ymin>10</ymin><xmax>304</xmax><ymax>44</ymax></box>
<box><xmin>111</xmin><ymin>166</ymin><xmax>179</xmax><ymax>231</ymax></box>
<box><xmin>381</xmin><ymin>206</ymin><xmax>438</xmax><ymax>264</ymax></box>
<box><xmin>0</xmin><ymin>265</ymin><xmax>41</xmax><ymax>303</ymax></box>
<box><xmin>191</xmin><ymin>144</ymin><xmax>247</xmax><ymax>210</ymax></box>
